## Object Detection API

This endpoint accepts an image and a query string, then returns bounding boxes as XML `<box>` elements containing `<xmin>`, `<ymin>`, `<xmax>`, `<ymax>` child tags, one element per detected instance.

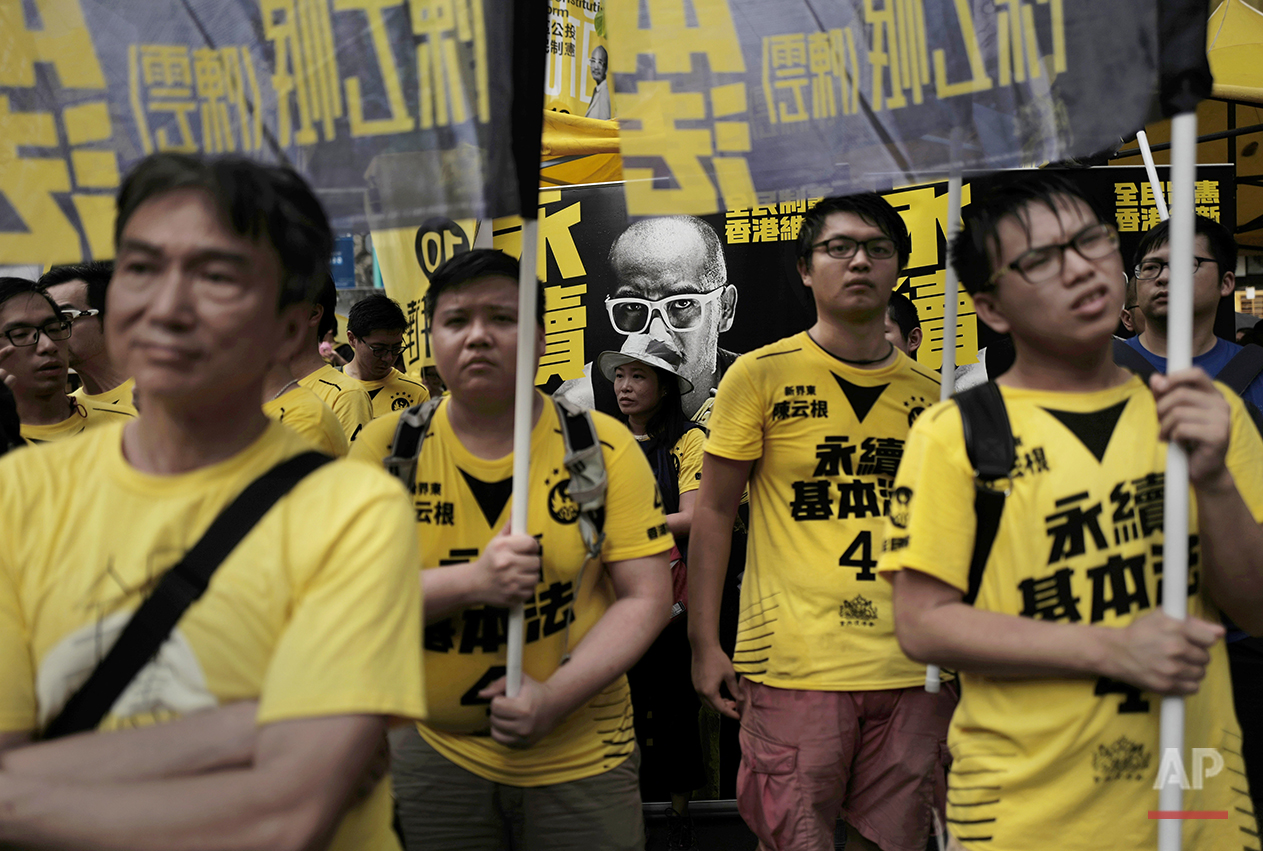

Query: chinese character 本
<box><xmin>1087</xmin><ymin>554</ymin><xmax>1150</xmax><ymax>623</ymax></box>
<box><xmin>836</xmin><ymin>480</ymin><xmax>880</xmax><ymax>519</ymax></box>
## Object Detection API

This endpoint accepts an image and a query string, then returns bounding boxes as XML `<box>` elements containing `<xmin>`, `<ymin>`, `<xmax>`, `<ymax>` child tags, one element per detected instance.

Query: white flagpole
<box><xmin>1157</xmin><ymin>110</ymin><xmax>1198</xmax><ymax>851</ymax></box>
<box><xmin>507</xmin><ymin>217</ymin><xmax>540</xmax><ymax>699</ymax></box>
<box><xmin>1136</xmin><ymin>130</ymin><xmax>1171</xmax><ymax>222</ymax></box>
<box><xmin>926</xmin><ymin>168</ymin><xmax>963</xmax><ymax>695</ymax></box>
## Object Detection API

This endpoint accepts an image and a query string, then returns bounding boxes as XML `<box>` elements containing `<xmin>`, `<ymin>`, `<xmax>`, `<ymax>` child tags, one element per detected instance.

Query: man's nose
<box><xmin>147</xmin><ymin>270</ymin><xmax>197</xmax><ymax>326</ymax></box>
<box><xmin>646</xmin><ymin>310</ymin><xmax>673</xmax><ymax>339</ymax></box>
<box><xmin>34</xmin><ymin>329</ymin><xmax>60</xmax><ymax>355</ymax></box>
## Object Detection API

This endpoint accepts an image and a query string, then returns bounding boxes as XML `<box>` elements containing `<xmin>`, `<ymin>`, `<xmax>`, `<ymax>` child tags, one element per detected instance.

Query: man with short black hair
<box><xmin>350</xmin><ymin>248</ymin><xmax>672</xmax><ymax>851</ymax></box>
<box><xmin>291</xmin><ymin>278</ymin><xmax>374</xmax><ymax>442</ymax></box>
<box><xmin>0</xmin><ymin>153</ymin><xmax>424</xmax><ymax>850</ymax></box>
<box><xmin>0</xmin><ymin>277</ymin><xmax>132</xmax><ymax>443</ymax></box>
<box><xmin>884</xmin><ymin>290</ymin><xmax>922</xmax><ymax>357</ymax></box>
<box><xmin>882</xmin><ymin>172</ymin><xmax>1262</xmax><ymax>849</ymax></box>
<box><xmin>344</xmin><ymin>292</ymin><xmax>428</xmax><ymax>418</ymax></box>
<box><xmin>39</xmin><ymin>261</ymin><xmax>135</xmax><ymax>413</ymax></box>
<box><xmin>690</xmin><ymin>194</ymin><xmax>951</xmax><ymax>851</ymax></box>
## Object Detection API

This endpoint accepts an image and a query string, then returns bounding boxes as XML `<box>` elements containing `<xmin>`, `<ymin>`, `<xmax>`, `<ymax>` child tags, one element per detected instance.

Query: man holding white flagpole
<box><xmin>881</xmin><ymin>171</ymin><xmax>1262</xmax><ymax>850</ymax></box>
<box><xmin>350</xmin><ymin>249</ymin><xmax>672</xmax><ymax>851</ymax></box>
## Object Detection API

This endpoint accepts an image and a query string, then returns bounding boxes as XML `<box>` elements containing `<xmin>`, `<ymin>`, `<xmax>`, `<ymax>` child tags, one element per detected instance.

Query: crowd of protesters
<box><xmin>0</xmin><ymin>153</ymin><xmax>1258</xmax><ymax>851</ymax></box>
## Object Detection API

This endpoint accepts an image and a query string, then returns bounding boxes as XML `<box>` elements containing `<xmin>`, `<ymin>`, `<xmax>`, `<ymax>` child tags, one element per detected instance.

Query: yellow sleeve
<box><xmin>331</xmin><ymin>388</ymin><xmax>374</xmax><ymax>443</ymax></box>
<box><xmin>599</xmin><ymin>425</ymin><xmax>675</xmax><ymax>564</ymax></box>
<box><xmin>258</xmin><ymin>469</ymin><xmax>425</xmax><ymax>723</ymax></box>
<box><xmin>0</xmin><ymin>543</ymin><xmax>35</xmax><ymax>733</ymax></box>
<box><xmin>1223</xmin><ymin>389</ymin><xmax>1263</xmax><ymax>523</ymax></box>
<box><xmin>703</xmin><ymin>355</ymin><xmax>765</xmax><ymax>461</ymax></box>
<box><xmin>876</xmin><ymin>403</ymin><xmax>976</xmax><ymax>593</ymax></box>
<box><xmin>673</xmin><ymin>428</ymin><xmax>705</xmax><ymax>496</ymax></box>
<box><xmin>347</xmin><ymin>412</ymin><xmax>402</xmax><ymax>468</ymax></box>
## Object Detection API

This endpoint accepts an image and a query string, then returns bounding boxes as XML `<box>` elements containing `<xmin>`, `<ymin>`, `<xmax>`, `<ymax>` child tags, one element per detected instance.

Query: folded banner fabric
<box><xmin>0</xmin><ymin>0</ymin><xmax>533</xmax><ymax>265</ymax></box>
<box><xmin>606</xmin><ymin>0</ymin><xmax>1177</xmax><ymax>216</ymax></box>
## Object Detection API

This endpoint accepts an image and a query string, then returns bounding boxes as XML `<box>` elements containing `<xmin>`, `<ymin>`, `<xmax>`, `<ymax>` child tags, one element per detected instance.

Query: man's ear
<box><xmin>1119</xmin><ymin>307</ymin><xmax>1137</xmax><ymax>334</ymax></box>
<box><xmin>306</xmin><ymin>302</ymin><xmax>323</xmax><ymax>330</ymax></box>
<box><xmin>274</xmin><ymin>303</ymin><xmax>309</xmax><ymax>364</ymax></box>
<box><xmin>346</xmin><ymin>330</ymin><xmax>358</xmax><ymax>347</ymax></box>
<box><xmin>907</xmin><ymin>326</ymin><xmax>923</xmax><ymax>354</ymax></box>
<box><xmin>797</xmin><ymin>257</ymin><xmax>813</xmax><ymax>289</ymax></box>
<box><xmin>718</xmin><ymin>284</ymin><xmax>738</xmax><ymax>334</ymax></box>
<box><xmin>1219</xmin><ymin>269</ymin><xmax>1235</xmax><ymax>299</ymax></box>
<box><xmin>971</xmin><ymin>291</ymin><xmax>1012</xmax><ymax>336</ymax></box>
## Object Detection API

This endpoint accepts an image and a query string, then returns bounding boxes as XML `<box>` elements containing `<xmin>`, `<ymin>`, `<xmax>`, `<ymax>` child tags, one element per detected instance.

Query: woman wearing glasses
<box><xmin>598</xmin><ymin>335</ymin><xmax>706</xmax><ymax>850</ymax></box>
<box><xmin>0</xmin><ymin>277</ymin><xmax>133</xmax><ymax>445</ymax></box>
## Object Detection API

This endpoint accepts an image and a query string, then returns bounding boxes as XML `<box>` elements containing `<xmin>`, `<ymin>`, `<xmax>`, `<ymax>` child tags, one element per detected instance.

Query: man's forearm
<box><xmin>541</xmin><ymin>566</ymin><xmax>671</xmax><ymax>723</ymax></box>
<box><xmin>686</xmin><ymin>502</ymin><xmax>734</xmax><ymax>651</ymax></box>
<box><xmin>1196</xmin><ymin>471</ymin><xmax>1263</xmax><ymax>634</ymax></box>
<box><xmin>422</xmin><ymin>564</ymin><xmax>477</xmax><ymax>623</ymax></box>
<box><xmin>1</xmin><ymin>702</ymin><xmax>257</xmax><ymax>783</ymax></box>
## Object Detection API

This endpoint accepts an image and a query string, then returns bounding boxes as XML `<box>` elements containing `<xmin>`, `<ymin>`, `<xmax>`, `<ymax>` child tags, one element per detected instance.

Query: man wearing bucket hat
<box><xmin>598</xmin><ymin>335</ymin><xmax>706</xmax><ymax>849</ymax></box>
<box><xmin>689</xmin><ymin>194</ymin><xmax>953</xmax><ymax>851</ymax></box>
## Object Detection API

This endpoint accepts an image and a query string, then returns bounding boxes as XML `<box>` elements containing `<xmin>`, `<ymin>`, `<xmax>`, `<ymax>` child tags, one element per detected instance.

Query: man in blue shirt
<box><xmin>1126</xmin><ymin>214</ymin><xmax>1263</xmax><ymax>411</ymax></box>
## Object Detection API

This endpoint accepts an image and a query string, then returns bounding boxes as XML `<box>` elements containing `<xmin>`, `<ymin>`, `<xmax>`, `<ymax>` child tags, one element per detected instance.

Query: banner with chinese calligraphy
<box><xmin>0</xmin><ymin>0</ymin><xmax>524</xmax><ymax>266</ymax></box>
<box><xmin>545</xmin><ymin>0</ymin><xmax>614</xmax><ymax>120</ymax></box>
<box><xmin>606</xmin><ymin>0</ymin><xmax>1168</xmax><ymax>217</ymax></box>
<box><xmin>373</xmin><ymin>164</ymin><xmax>1234</xmax><ymax>413</ymax></box>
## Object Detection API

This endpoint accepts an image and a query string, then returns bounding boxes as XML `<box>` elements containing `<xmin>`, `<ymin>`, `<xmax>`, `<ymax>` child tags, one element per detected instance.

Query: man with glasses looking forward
<box><xmin>689</xmin><ymin>195</ymin><xmax>952</xmax><ymax>851</ymax></box>
<box><xmin>555</xmin><ymin>216</ymin><xmax>738</xmax><ymax>422</ymax></box>
<box><xmin>343</xmin><ymin>292</ymin><xmax>429</xmax><ymax>418</ymax></box>
<box><xmin>0</xmin><ymin>277</ymin><xmax>133</xmax><ymax>443</ymax></box>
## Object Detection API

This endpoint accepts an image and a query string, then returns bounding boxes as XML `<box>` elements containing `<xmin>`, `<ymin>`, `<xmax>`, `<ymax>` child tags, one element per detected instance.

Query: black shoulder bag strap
<box><xmin>1217</xmin><ymin>344</ymin><xmax>1263</xmax><ymax>395</ymax></box>
<box><xmin>42</xmin><ymin>450</ymin><xmax>331</xmax><ymax>739</ymax></box>
<box><xmin>1112</xmin><ymin>338</ymin><xmax>1158</xmax><ymax>382</ymax></box>
<box><xmin>955</xmin><ymin>382</ymin><xmax>1015</xmax><ymax>606</ymax></box>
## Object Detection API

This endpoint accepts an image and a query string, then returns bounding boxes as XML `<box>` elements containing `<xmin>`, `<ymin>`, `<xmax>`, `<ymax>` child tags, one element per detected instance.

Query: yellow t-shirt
<box><xmin>353</xmin><ymin>369</ymin><xmax>430</xmax><ymax>419</ymax></box>
<box><xmin>673</xmin><ymin>428</ymin><xmax>705</xmax><ymax>497</ymax></box>
<box><xmin>299</xmin><ymin>364</ymin><xmax>373</xmax><ymax>443</ymax></box>
<box><xmin>704</xmin><ymin>331</ymin><xmax>940</xmax><ymax>691</ymax></box>
<box><xmin>877</xmin><ymin>377</ymin><xmax>1261</xmax><ymax>850</ymax></box>
<box><xmin>351</xmin><ymin>396</ymin><xmax>672</xmax><ymax>786</ymax></box>
<box><xmin>21</xmin><ymin>398</ymin><xmax>135</xmax><ymax>444</ymax></box>
<box><xmin>0</xmin><ymin>422</ymin><xmax>426</xmax><ymax>851</ymax></box>
<box><xmin>264</xmin><ymin>384</ymin><xmax>350</xmax><ymax>457</ymax></box>
<box><xmin>72</xmin><ymin>377</ymin><xmax>138</xmax><ymax>416</ymax></box>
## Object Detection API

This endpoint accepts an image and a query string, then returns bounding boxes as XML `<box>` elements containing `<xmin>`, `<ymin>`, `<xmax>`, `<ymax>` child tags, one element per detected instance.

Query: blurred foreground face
<box><xmin>108</xmin><ymin>188</ymin><xmax>289</xmax><ymax>407</ymax></box>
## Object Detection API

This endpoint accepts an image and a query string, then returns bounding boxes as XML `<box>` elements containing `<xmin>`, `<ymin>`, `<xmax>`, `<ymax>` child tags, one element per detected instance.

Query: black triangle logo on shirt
<box><xmin>1041</xmin><ymin>399</ymin><xmax>1129</xmax><ymax>464</ymax></box>
<box><xmin>830</xmin><ymin>373</ymin><xmax>889</xmax><ymax>423</ymax></box>
<box><xmin>459</xmin><ymin>469</ymin><xmax>513</xmax><ymax>527</ymax></box>
<box><xmin>366</xmin><ymin>387</ymin><xmax>384</xmax><ymax>400</ymax></box>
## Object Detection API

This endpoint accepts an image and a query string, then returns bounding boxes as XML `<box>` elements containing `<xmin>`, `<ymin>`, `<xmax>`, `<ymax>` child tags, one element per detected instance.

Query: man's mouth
<box><xmin>1070</xmin><ymin>285</ymin><xmax>1110</xmax><ymax>313</ymax></box>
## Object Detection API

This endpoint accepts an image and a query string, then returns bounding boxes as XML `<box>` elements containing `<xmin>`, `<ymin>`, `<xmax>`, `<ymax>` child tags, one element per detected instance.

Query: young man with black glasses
<box><xmin>0</xmin><ymin>277</ymin><xmax>132</xmax><ymax>443</ymax></box>
<box><xmin>689</xmin><ymin>195</ymin><xmax>951</xmax><ymax>851</ymax></box>
<box><xmin>881</xmin><ymin>172</ymin><xmax>1262</xmax><ymax>849</ymax></box>
<box><xmin>39</xmin><ymin>261</ymin><xmax>136</xmax><ymax>414</ymax></box>
<box><xmin>343</xmin><ymin>292</ymin><xmax>429</xmax><ymax>418</ymax></box>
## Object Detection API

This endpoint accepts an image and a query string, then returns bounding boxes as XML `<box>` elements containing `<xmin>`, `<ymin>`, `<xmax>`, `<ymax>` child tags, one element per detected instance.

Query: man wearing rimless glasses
<box><xmin>0</xmin><ymin>277</ymin><xmax>132</xmax><ymax>444</ymax></box>
<box><xmin>555</xmin><ymin>216</ymin><xmax>738</xmax><ymax>421</ymax></box>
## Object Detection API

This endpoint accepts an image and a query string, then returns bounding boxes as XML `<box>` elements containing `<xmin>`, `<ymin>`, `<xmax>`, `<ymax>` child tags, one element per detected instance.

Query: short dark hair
<box><xmin>950</xmin><ymin>172</ymin><xmax>1110</xmax><ymax>296</ymax></box>
<box><xmin>1133</xmin><ymin>214</ymin><xmax>1236</xmax><ymax>280</ymax></box>
<box><xmin>0</xmin><ymin>277</ymin><xmax>58</xmax><ymax>317</ymax></box>
<box><xmin>115</xmin><ymin>153</ymin><xmax>333</xmax><ymax>309</ymax></box>
<box><xmin>316</xmin><ymin>277</ymin><xmax>338</xmax><ymax>340</ymax></box>
<box><xmin>38</xmin><ymin>261</ymin><xmax>114</xmax><ymax>316</ymax></box>
<box><xmin>424</xmin><ymin>249</ymin><xmax>545</xmax><ymax>329</ymax></box>
<box><xmin>798</xmin><ymin>194</ymin><xmax>912</xmax><ymax>272</ymax></box>
<box><xmin>886</xmin><ymin>291</ymin><xmax>921</xmax><ymax>339</ymax></box>
<box><xmin>348</xmin><ymin>292</ymin><xmax>406</xmax><ymax>338</ymax></box>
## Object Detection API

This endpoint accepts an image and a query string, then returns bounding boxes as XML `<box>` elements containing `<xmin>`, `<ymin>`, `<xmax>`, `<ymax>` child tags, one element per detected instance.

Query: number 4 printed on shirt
<box><xmin>460</xmin><ymin>665</ymin><xmax>508</xmax><ymax>706</ymax></box>
<box><xmin>839</xmin><ymin>531</ymin><xmax>878</xmax><ymax>581</ymax></box>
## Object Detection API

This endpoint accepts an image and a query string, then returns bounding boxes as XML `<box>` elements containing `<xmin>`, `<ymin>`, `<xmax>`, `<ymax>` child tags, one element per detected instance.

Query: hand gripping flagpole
<box><xmin>926</xmin><ymin>166</ymin><xmax>963</xmax><ymax>695</ymax></box>
<box><xmin>1156</xmin><ymin>110</ymin><xmax>1197</xmax><ymax>851</ymax></box>
<box><xmin>506</xmin><ymin>217</ymin><xmax>540</xmax><ymax>699</ymax></box>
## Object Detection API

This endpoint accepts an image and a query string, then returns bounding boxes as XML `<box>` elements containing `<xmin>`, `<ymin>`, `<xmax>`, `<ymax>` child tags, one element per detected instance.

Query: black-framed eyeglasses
<box><xmin>367</xmin><ymin>343</ymin><xmax>404</xmax><ymax>359</ymax></box>
<box><xmin>605</xmin><ymin>289</ymin><xmax>725</xmax><ymax>335</ymax></box>
<box><xmin>3</xmin><ymin>319</ymin><xmax>72</xmax><ymax>347</ymax></box>
<box><xmin>1133</xmin><ymin>256</ymin><xmax>1218</xmax><ymax>281</ymax></box>
<box><xmin>60</xmin><ymin>308</ymin><xmax>100</xmax><ymax>323</ymax></box>
<box><xmin>810</xmin><ymin>236</ymin><xmax>897</xmax><ymax>261</ymax></box>
<box><xmin>986</xmin><ymin>223</ymin><xmax>1119</xmax><ymax>288</ymax></box>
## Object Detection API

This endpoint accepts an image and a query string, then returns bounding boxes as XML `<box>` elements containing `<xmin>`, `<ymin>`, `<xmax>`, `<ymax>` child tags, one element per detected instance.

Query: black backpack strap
<box><xmin>1216</xmin><ymin>344</ymin><xmax>1263</xmax><ymax>397</ymax></box>
<box><xmin>42</xmin><ymin>450</ymin><xmax>331</xmax><ymax>739</ymax></box>
<box><xmin>552</xmin><ymin>396</ymin><xmax>607</xmax><ymax>560</ymax></box>
<box><xmin>1112</xmin><ymin>338</ymin><xmax>1158</xmax><ymax>382</ymax></box>
<box><xmin>955</xmin><ymin>383</ymin><xmax>1015</xmax><ymax>606</ymax></box>
<box><xmin>383</xmin><ymin>398</ymin><xmax>443</xmax><ymax>492</ymax></box>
